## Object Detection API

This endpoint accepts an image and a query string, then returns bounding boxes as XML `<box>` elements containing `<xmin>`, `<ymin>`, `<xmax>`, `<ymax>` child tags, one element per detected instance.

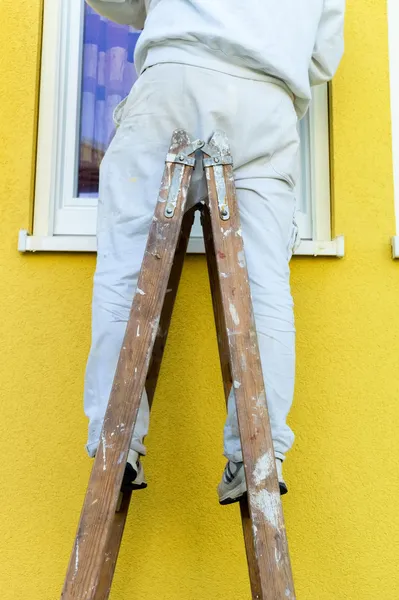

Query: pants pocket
<box><xmin>287</xmin><ymin>208</ymin><xmax>300</xmax><ymax>261</ymax></box>
<box><xmin>113</xmin><ymin>96</ymin><xmax>128</xmax><ymax>128</ymax></box>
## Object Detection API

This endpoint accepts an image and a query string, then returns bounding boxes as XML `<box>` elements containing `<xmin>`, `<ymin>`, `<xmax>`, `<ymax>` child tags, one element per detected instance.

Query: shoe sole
<box><xmin>121</xmin><ymin>462</ymin><xmax>147</xmax><ymax>492</ymax></box>
<box><xmin>219</xmin><ymin>482</ymin><xmax>288</xmax><ymax>505</ymax></box>
<box><xmin>219</xmin><ymin>477</ymin><xmax>248</xmax><ymax>505</ymax></box>
<box><xmin>121</xmin><ymin>481</ymin><xmax>148</xmax><ymax>492</ymax></box>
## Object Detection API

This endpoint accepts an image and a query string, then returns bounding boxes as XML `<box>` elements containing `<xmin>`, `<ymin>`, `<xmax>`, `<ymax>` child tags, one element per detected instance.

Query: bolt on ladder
<box><xmin>61</xmin><ymin>130</ymin><xmax>296</xmax><ymax>600</ymax></box>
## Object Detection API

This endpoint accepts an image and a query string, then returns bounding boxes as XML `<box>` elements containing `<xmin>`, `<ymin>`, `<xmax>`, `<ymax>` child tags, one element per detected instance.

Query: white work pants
<box><xmin>84</xmin><ymin>64</ymin><xmax>298</xmax><ymax>463</ymax></box>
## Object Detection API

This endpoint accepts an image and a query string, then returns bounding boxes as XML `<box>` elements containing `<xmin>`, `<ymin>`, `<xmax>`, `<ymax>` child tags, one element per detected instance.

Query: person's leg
<box><xmin>84</xmin><ymin>126</ymin><xmax>156</xmax><ymax>459</ymax></box>
<box><xmin>223</xmin><ymin>175</ymin><xmax>297</xmax><ymax>463</ymax></box>
<box><xmin>219</xmin><ymin>174</ymin><xmax>297</xmax><ymax>502</ymax></box>
<box><xmin>218</xmin><ymin>79</ymin><xmax>299</xmax><ymax>501</ymax></box>
<box><xmin>84</xmin><ymin>65</ymin><xmax>193</xmax><ymax>461</ymax></box>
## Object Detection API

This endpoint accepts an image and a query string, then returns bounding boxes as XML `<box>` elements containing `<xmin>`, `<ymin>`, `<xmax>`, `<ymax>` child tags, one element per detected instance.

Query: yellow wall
<box><xmin>1</xmin><ymin>0</ymin><xmax>399</xmax><ymax>598</ymax></box>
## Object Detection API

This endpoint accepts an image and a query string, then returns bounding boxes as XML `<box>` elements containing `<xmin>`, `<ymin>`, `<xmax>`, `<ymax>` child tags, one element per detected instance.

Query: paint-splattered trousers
<box><xmin>84</xmin><ymin>63</ymin><xmax>299</xmax><ymax>463</ymax></box>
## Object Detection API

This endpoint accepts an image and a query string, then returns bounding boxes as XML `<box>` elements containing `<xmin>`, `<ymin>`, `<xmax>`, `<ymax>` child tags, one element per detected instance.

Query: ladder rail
<box><xmin>93</xmin><ymin>490</ymin><xmax>132</xmax><ymax>600</ymax></box>
<box><xmin>92</xmin><ymin>206</ymin><xmax>197</xmax><ymax>600</ymax></box>
<box><xmin>61</xmin><ymin>131</ymin><xmax>197</xmax><ymax>600</ymax></box>
<box><xmin>201</xmin><ymin>202</ymin><xmax>263</xmax><ymax>598</ymax></box>
<box><xmin>202</xmin><ymin>131</ymin><xmax>295</xmax><ymax>600</ymax></box>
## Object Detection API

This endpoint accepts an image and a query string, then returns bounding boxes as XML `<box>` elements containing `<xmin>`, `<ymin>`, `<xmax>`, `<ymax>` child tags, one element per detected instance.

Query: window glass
<box><xmin>78</xmin><ymin>5</ymin><xmax>139</xmax><ymax>196</ymax></box>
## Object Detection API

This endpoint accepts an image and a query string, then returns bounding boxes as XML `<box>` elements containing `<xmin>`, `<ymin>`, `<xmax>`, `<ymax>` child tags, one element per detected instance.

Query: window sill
<box><xmin>18</xmin><ymin>231</ymin><xmax>345</xmax><ymax>257</ymax></box>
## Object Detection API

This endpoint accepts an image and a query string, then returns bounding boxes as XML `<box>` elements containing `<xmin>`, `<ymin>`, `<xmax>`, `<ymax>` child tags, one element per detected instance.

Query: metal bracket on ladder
<box><xmin>61</xmin><ymin>129</ymin><xmax>296</xmax><ymax>600</ymax></box>
<box><xmin>202</xmin><ymin>138</ymin><xmax>233</xmax><ymax>221</ymax></box>
<box><xmin>164</xmin><ymin>139</ymin><xmax>204</xmax><ymax>218</ymax></box>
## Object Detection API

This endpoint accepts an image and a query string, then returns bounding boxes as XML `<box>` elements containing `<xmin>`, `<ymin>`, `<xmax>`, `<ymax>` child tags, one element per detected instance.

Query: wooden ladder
<box><xmin>61</xmin><ymin>130</ymin><xmax>296</xmax><ymax>600</ymax></box>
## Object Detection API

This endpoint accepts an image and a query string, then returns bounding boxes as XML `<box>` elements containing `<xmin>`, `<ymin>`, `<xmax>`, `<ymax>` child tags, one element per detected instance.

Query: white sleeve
<box><xmin>86</xmin><ymin>0</ymin><xmax>146</xmax><ymax>28</ymax></box>
<box><xmin>309</xmin><ymin>0</ymin><xmax>345</xmax><ymax>86</ymax></box>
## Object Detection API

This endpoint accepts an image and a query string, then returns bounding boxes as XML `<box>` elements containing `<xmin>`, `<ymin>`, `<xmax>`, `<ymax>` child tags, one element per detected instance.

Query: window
<box><xmin>19</xmin><ymin>0</ymin><xmax>343</xmax><ymax>257</ymax></box>
<box><xmin>388</xmin><ymin>0</ymin><xmax>399</xmax><ymax>258</ymax></box>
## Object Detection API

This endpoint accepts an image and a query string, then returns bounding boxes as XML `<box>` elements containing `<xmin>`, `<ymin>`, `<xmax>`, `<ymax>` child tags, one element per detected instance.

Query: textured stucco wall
<box><xmin>1</xmin><ymin>0</ymin><xmax>399</xmax><ymax>598</ymax></box>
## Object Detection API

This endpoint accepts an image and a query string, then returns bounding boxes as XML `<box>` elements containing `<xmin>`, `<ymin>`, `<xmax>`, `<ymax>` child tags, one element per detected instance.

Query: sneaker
<box><xmin>121</xmin><ymin>450</ymin><xmax>147</xmax><ymax>492</ymax></box>
<box><xmin>218</xmin><ymin>458</ymin><xmax>288</xmax><ymax>505</ymax></box>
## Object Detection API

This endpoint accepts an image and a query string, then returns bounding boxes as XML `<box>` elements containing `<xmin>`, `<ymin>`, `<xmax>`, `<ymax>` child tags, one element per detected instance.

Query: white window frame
<box><xmin>19</xmin><ymin>0</ymin><xmax>344</xmax><ymax>257</ymax></box>
<box><xmin>388</xmin><ymin>0</ymin><xmax>399</xmax><ymax>259</ymax></box>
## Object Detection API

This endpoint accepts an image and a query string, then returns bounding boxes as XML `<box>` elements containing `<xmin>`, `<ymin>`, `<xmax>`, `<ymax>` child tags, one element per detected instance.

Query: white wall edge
<box><xmin>388</xmin><ymin>0</ymin><xmax>399</xmax><ymax>236</ymax></box>
<box><xmin>391</xmin><ymin>236</ymin><xmax>399</xmax><ymax>259</ymax></box>
<box><xmin>18</xmin><ymin>230</ymin><xmax>345</xmax><ymax>257</ymax></box>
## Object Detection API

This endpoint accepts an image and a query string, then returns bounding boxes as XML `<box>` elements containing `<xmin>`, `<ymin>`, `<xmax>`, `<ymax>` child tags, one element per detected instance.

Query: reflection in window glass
<box><xmin>78</xmin><ymin>5</ymin><xmax>140</xmax><ymax>196</ymax></box>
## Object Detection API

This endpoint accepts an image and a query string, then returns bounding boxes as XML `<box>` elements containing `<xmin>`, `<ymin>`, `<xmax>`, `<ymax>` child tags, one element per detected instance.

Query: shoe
<box><xmin>218</xmin><ymin>458</ymin><xmax>288</xmax><ymax>505</ymax></box>
<box><xmin>121</xmin><ymin>450</ymin><xmax>147</xmax><ymax>492</ymax></box>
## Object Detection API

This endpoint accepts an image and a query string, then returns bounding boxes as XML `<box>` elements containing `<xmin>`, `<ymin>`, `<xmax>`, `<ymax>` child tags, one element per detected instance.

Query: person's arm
<box><xmin>309</xmin><ymin>0</ymin><xmax>345</xmax><ymax>85</ymax></box>
<box><xmin>86</xmin><ymin>0</ymin><xmax>146</xmax><ymax>28</ymax></box>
